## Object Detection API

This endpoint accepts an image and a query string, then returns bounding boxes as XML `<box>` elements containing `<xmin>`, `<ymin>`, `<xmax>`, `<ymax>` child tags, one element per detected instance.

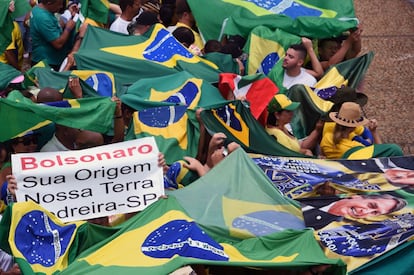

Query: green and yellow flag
<box><xmin>26</xmin><ymin>66</ymin><xmax>116</xmax><ymax>98</ymax></box>
<box><xmin>0</xmin><ymin>90</ymin><xmax>115</xmax><ymax>142</ymax></box>
<box><xmin>200</xmin><ymin>100</ymin><xmax>307</xmax><ymax>157</ymax></box>
<box><xmin>187</xmin><ymin>0</ymin><xmax>358</xmax><ymax>41</ymax></box>
<box><xmin>122</xmin><ymin>71</ymin><xmax>228</xmax><ymax>164</ymax></box>
<box><xmin>244</xmin><ymin>26</ymin><xmax>301</xmax><ymax>76</ymax></box>
<box><xmin>79</xmin><ymin>0</ymin><xmax>110</xmax><ymax>24</ymax></box>
<box><xmin>75</xmin><ymin>24</ymin><xmax>221</xmax><ymax>86</ymax></box>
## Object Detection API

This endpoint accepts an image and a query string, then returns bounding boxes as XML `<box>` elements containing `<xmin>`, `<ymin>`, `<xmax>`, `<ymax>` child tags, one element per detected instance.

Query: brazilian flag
<box><xmin>244</xmin><ymin>26</ymin><xmax>301</xmax><ymax>76</ymax></box>
<box><xmin>75</xmin><ymin>24</ymin><xmax>221</xmax><ymax>87</ymax></box>
<box><xmin>120</xmin><ymin>71</ymin><xmax>226</xmax><ymax>111</ymax></box>
<box><xmin>26</xmin><ymin>66</ymin><xmax>116</xmax><ymax>98</ymax></box>
<box><xmin>0</xmin><ymin>201</ymin><xmax>118</xmax><ymax>275</ymax></box>
<box><xmin>315</xmin><ymin>51</ymin><xmax>374</xmax><ymax>89</ymax></box>
<box><xmin>123</xmin><ymin>71</ymin><xmax>228</xmax><ymax>164</ymax></box>
<box><xmin>200</xmin><ymin>100</ymin><xmax>306</xmax><ymax>157</ymax></box>
<box><xmin>0</xmin><ymin>150</ymin><xmax>346</xmax><ymax>275</ymax></box>
<box><xmin>187</xmin><ymin>0</ymin><xmax>358</xmax><ymax>41</ymax></box>
<box><xmin>130</xmin><ymin>106</ymin><xmax>200</xmax><ymax>165</ymax></box>
<box><xmin>0</xmin><ymin>90</ymin><xmax>115</xmax><ymax>142</ymax></box>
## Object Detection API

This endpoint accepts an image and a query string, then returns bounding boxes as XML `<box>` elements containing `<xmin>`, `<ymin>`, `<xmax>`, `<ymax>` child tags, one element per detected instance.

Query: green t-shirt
<box><xmin>30</xmin><ymin>6</ymin><xmax>74</xmax><ymax>66</ymax></box>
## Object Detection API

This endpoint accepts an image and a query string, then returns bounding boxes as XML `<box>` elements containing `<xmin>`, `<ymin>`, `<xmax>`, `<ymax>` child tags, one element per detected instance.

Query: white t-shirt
<box><xmin>110</xmin><ymin>17</ymin><xmax>132</xmax><ymax>35</ymax></box>
<box><xmin>283</xmin><ymin>68</ymin><xmax>317</xmax><ymax>89</ymax></box>
<box><xmin>40</xmin><ymin>135</ymin><xmax>71</xmax><ymax>152</ymax></box>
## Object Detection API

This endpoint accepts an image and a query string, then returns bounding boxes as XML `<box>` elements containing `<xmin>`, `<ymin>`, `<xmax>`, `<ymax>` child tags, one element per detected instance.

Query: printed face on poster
<box><xmin>12</xmin><ymin>137</ymin><xmax>165</xmax><ymax>222</ymax></box>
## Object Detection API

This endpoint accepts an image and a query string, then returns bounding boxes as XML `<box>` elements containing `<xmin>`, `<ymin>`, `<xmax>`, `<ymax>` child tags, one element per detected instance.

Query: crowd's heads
<box><xmin>119</xmin><ymin>0</ymin><xmax>141</xmax><ymax>12</ymax></box>
<box><xmin>159</xmin><ymin>1</ymin><xmax>177</xmax><ymax>27</ymax></box>
<box><xmin>0</xmin><ymin>142</ymin><xmax>11</xmax><ymax>163</ymax></box>
<box><xmin>283</xmin><ymin>43</ymin><xmax>307</xmax><ymax>70</ymax></box>
<box><xmin>42</xmin><ymin>0</ymin><xmax>66</xmax><ymax>13</ymax></box>
<box><xmin>267</xmin><ymin>94</ymin><xmax>300</xmax><ymax>114</ymax></box>
<box><xmin>175</xmin><ymin>0</ymin><xmax>192</xmax><ymax>17</ymax></box>
<box><xmin>220</xmin><ymin>43</ymin><xmax>243</xmax><ymax>59</ymax></box>
<box><xmin>75</xmin><ymin>130</ymin><xmax>104</xmax><ymax>150</ymax></box>
<box><xmin>36</xmin><ymin>87</ymin><xmax>63</xmax><ymax>103</ymax></box>
<box><xmin>203</xmin><ymin>40</ymin><xmax>222</xmax><ymax>54</ymax></box>
<box><xmin>1</xmin><ymin>75</ymin><xmax>26</xmax><ymax>98</ymax></box>
<box><xmin>142</xmin><ymin>0</ymin><xmax>161</xmax><ymax>14</ymax></box>
<box><xmin>10</xmin><ymin>131</ymin><xmax>39</xmax><ymax>153</ymax></box>
<box><xmin>135</xmin><ymin>10</ymin><xmax>159</xmax><ymax>25</ymax></box>
<box><xmin>128</xmin><ymin>11</ymin><xmax>159</xmax><ymax>35</ymax></box>
<box><xmin>328</xmin><ymin>86</ymin><xmax>368</xmax><ymax>113</ymax></box>
<box><xmin>172</xmin><ymin>26</ymin><xmax>195</xmax><ymax>48</ymax></box>
<box><xmin>227</xmin><ymin>35</ymin><xmax>246</xmax><ymax>49</ymax></box>
<box><xmin>266</xmin><ymin>94</ymin><xmax>300</xmax><ymax>126</ymax></box>
<box><xmin>329</xmin><ymin>101</ymin><xmax>368</xmax><ymax>128</ymax></box>
<box><xmin>67</xmin><ymin>0</ymin><xmax>79</xmax><ymax>9</ymax></box>
<box><xmin>175</xmin><ymin>0</ymin><xmax>196</xmax><ymax>27</ymax></box>
<box><xmin>318</xmin><ymin>38</ymin><xmax>342</xmax><ymax>61</ymax></box>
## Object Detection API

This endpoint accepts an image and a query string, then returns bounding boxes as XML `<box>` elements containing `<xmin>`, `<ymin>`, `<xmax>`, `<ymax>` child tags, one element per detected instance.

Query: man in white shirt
<box><xmin>110</xmin><ymin>0</ymin><xmax>142</xmax><ymax>34</ymax></box>
<box><xmin>282</xmin><ymin>37</ymin><xmax>323</xmax><ymax>89</ymax></box>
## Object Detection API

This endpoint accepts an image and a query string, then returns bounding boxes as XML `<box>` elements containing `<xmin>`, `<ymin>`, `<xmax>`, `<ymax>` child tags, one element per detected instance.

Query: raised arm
<box><xmin>302</xmin><ymin>37</ymin><xmax>323</xmax><ymax>79</ymax></box>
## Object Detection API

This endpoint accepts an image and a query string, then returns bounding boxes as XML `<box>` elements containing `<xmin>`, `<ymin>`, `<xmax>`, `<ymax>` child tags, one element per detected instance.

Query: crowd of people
<box><xmin>0</xmin><ymin>0</ymin><xmax>410</xmax><ymax>274</ymax></box>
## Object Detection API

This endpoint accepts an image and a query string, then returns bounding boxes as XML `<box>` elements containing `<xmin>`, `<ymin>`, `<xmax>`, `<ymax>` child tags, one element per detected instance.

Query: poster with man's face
<box><xmin>298</xmin><ymin>190</ymin><xmax>414</xmax><ymax>272</ymax></box>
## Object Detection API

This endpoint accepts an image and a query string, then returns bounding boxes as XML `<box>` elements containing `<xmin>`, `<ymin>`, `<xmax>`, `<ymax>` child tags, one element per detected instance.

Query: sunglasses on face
<box><xmin>16</xmin><ymin>137</ymin><xmax>38</xmax><ymax>146</ymax></box>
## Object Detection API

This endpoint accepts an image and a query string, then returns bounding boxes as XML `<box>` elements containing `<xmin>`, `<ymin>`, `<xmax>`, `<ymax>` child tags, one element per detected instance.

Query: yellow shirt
<box><xmin>0</xmin><ymin>22</ymin><xmax>24</xmax><ymax>69</ymax></box>
<box><xmin>320</xmin><ymin>122</ymin><xmax>365</xmax><ymax>159</ymax></box>
<box><xmin>266</xmin><ymin>126</ymin><xmax>301</xmax><ymax>153</ymax></box>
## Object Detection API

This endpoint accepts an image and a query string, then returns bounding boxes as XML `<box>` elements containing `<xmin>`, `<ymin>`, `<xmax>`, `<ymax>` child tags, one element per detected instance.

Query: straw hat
<box><xmin>329</xmin><ymin>102</ymin><xmax>369</xmax><ymax>127</ymax></box>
